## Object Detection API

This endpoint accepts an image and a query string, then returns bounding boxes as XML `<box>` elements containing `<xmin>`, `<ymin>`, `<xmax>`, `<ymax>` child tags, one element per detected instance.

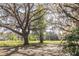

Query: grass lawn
<box><xmin>0</xmin><ymin>40</ymin><xmax>66</xmax><ymax>47</ymax></box>
<box><xmin>30</xmin><ymin>40</ymin><xmax>65</xmax><ymax>44</ymax></box>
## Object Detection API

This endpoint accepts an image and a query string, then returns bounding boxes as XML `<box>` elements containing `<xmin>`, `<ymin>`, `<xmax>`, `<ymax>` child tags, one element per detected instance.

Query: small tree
<box><xmin>32</xmin><ymin>4</ymin><xmax>47</xmax><ymax>43</ymax></box>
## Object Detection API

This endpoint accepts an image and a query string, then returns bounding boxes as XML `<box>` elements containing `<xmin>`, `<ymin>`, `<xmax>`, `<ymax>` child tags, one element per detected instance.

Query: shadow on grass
<box><xmin>4</xmin><ymin>47</ymin><xmax>19</xmax><ymax>56</ymax></box>
<box><xmin>0</xmin><ymin>43</ymin><xmax>61</xmax><ymax>56</ymax></box>
<box><xmin>2</xmin><ymin>43</ymin><xmax>44</xmax><ymax>56</ymax></box>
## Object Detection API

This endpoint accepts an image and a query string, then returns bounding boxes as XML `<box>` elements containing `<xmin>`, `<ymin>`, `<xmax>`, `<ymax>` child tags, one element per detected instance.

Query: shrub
<box><xmin>63</xmin><ymin>28</ymin><xmax>79</xmax><ymax>56</ymax></box>
<box><xmin>8</xmin><ymin>34</ymin><xmax>19</xmax><ymax>41</ymax></box>
<box><xmin>29</xmin><ymin>34</ymin><xmax>38</xmax><ymax>41</ymax></box>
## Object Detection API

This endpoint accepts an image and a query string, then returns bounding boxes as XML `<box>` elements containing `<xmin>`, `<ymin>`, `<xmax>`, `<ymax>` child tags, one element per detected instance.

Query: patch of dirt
<box><xmin>0</xmin><ymin>44</ymin><xmax>70</xmax><ymax>56</ymax></box>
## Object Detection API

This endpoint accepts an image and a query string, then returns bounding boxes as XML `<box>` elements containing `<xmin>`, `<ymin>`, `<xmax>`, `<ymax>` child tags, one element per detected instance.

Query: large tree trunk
<box><xmin>23</xmin><ymin>35</ymin><xmax>29</xmax><ymax>46</ymax></box>
<box><xmin>40</xmin><ymin>36</ymin><xmax>43</xmax><ymax>43</ymax></box>
<box><xmin>23</xmin><ymin>33</ymin><xmax>29</xmax><ymax>46</ymax></box>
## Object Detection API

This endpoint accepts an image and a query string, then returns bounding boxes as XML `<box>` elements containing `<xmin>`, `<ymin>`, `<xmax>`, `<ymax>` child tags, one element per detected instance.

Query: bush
<box><xmin>29</xmin><ymin>34</ymin><xmax>38</xmax><ymax>41</ymax></box>
<box><xmin>64</xmin><ymin>28</ymin><xmax>79</xmax><ymax>56</ymax></box>
<box><xmin>8</xmin><ymin>34</ymin><xmax>19</xmax><ymax>41</ymax></box>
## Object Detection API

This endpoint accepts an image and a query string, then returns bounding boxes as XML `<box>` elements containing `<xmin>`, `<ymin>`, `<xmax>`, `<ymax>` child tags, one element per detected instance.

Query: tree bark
<box><xmin>39</xmin><ymin>30</ymin><xmax>43</xmax><ymax>43</ymax></box>
<box><xmin>23</xmin><ymin>33</ymin><xmax>29</xmax><ymax>46</ymax></box>
<box><xmin>40</xmin><ymin>37</ymin><xmax>43</xmax><ymax>43</ymax></box>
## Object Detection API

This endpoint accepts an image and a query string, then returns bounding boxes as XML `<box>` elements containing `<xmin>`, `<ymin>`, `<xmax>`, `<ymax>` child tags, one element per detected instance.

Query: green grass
<box><xmin>29</xmin><ymin>40</ymin><xmax>65</xmax><ymax>44</ymax></box>
<box><xmin>0</xmin><ymin>40</ymin><xmax>66</xmax><ymax>47</ymax></box>
<box><xmin>0</xmin><ymin>40</ymin><xmax>23</xmax><ymax>47</ymax></box>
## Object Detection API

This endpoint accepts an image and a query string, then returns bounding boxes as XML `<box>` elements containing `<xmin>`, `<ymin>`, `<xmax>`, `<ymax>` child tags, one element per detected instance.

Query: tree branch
<box><xmin>59</xmin><ymin>4</ymin><xmax>79</xmax><ymax>22</ymax></box>
<box><xmin>30</xmin><ymin>11</ymin><xmax>46</xmax><ymax>23</ymax></box>
<box><xmin>29</xmin><ymin>8</ymin><xmax>46</xmax><ymax>20</ymax></box>
<box><xmin>24</xmin><ymin>3</ymin><xmax>30</xmax><ymax>30</ymax></box>
<box><xmin>0</xmin><ymin>24</ymin><xmax>22</xmax><ymax>36</ymax></box>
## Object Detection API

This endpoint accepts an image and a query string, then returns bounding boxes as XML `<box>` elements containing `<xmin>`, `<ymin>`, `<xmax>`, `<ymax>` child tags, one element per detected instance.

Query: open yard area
<box><xmin>0</xmin><ymin>44</ymin><xmax>68</xmax><ymax>56</ymax></box>
<box><xmin>0</xmin><ymin>40</ymin><xmax>65</xmax><ymax>47</ymax></box>
<box><xmin>0</xmin><ymin>40</ymin><xmax>68</xmax><ymax>56</ymax></box>
<box><xmin>0</xmin><ymin>3</ymin><xmax>79</xmax><ymax>56</ymax></box>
